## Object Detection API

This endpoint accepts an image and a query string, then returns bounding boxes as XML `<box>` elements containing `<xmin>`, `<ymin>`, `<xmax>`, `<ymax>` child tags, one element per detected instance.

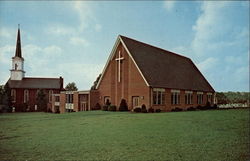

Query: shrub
<box><xmin>105</xmin><ymin>99</ymin><xmax>111</xmax><ymax>106</ymax></box>
<box><xmin>94</xmin><ymin>103</ymin><xmax>101</xmax><ymax>110</ymax></box>
<box><xmin>102</xmin><ymin>105</ymin><xmax>109</xmax><ymax>111</ymax></box>
<box><xmin>204</xmin><ymin>102</ymin><xmax>211</xmax><ymax>110</ymax></box>
<box><xmin>148</xmin><ymin>107</ymin><xmax>154</xmax><ymax>113</ymax></box>
<box><xmin>187</xmin><ymin>107</ymin><xmax>196</xmax><ymax>111</ymax></box>
<box><xmin>213</xmin><ymin>104</ymin><xmax>218</xmax><ymax>109</ymax></box>
<box><xmin>133</xmin><ymin>107</ymin><xmax>141</xmax><ymax>113</ymax></box>
<box><xmin>196</xmin><ymin>105</ymin><xmax>203</xmax><ymax>110</ymax></box>
<box><xmin>108</xmin><ymin>105</ymin><xmax>117</xmax><ymax>111</ymax></box>
<box><xmin>171</xmin><ymin>107</ymin><xmax>183</xmax><ymax>112</ymax></box>
<box><xmin>155</xmin><ymin>109</ymin><xmax>161</xmax><ymax>113</ymax></box>
<box><xmin>141</xmin><ymin>104</ymin><xmax>147</xmax><ymax>113</ymax></box>
<box><xmin>119</xmin><ymin>99</ymin><xmax>128</xmax><ymax>111</ymax></box>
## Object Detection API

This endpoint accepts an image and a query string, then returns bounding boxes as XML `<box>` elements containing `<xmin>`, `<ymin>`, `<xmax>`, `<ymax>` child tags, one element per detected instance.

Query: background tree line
<box><xmin>216</xmin><ymin>92</ymin><xmax>249</xmax><ymax>104</ymax></box>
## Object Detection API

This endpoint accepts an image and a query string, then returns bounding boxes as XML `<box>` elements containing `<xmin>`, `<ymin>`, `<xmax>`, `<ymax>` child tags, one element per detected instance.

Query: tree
<box><xmin>119</xmin><ymin>99</ymin><xmax>128</xmax><ymax>111</ymax></box>
<box><xmin>0</xmin><ymin>85</ymin><xmax>4</xmax><ymax>105</ymax></box>
<box><xmin>65</xmin><ymin>82</ymin><xmax>78</xmax><ymax>91</ymax></box>
<box><xmin>91</xmin><ymin>74</ymin><xmax>102</xmax><ymax>90</ymax></box>
<box><xmin>4</xmin><ymin>83</ymin><xmax>12</xmax><ymax>110</ymax></box>
<box><xmin>36</xmin><ymin>89</ymin><xmax>47</xmax><ymax>112</ymax></box>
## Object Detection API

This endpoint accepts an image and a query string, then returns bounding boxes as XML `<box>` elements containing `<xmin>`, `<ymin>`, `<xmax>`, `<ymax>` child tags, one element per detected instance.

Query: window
<box><xmin>153</xmin><ymin>88</ymin><xmax>165</xmax><ymax>105</ymax></box>
<box><xmin>132</xmin><ymin>96</ymin><xmax>140</xmax><ymax>108</ymax></box>
<box><xmin>11</xmin><ymin>89</ymin><xmax>16</xmax><ymax>102</ymax></box>
<box><xmin>49</xmin><ymin>90</ymin><xmax>53</xmax><ymax>103</ymax></box>
<box><xmin>24</xmin><ymin>89</ymin><xmax>29</xmax><ymax>103</ymax></box>
<box><xmin>55</xmin><ymin>96</ymin><xmax>60</xmax><ymax>102</ymax></box>
<box><xmin>207</xmin><ymin>93</ymin><xmax>212</xmax><ymax>103</ymax></box>
<box><xmin>185</xmin><ymin>91</ymin><xmax>193</xmax><ymax>104</ymax></box>
<box><xmin>66</xmin><ymin>94</ymin><xmax>73</xmax><ymax>103</ymax></box>
<box><xmin>197</xmin><ymin>92</ymin><xmax>203</xmax><ymax>104</ymax></box>
<box><xmin>104</xmin><ymin>96</ymin><xmax>111</xmax><ymax>105</ymax></box>
<box><xmin>171</xmin><ymin>90</ymin><xmax>180</xmax><ymax>105</ymax></box>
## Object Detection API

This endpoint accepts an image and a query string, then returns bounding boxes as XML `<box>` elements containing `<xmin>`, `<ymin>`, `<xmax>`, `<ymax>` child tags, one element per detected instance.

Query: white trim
<box><xmin>153</xmin><ymin>88</ymin><xmax>165</xmax><ymax>92</ymax></box>
<box><xmin>96</xmin><ymin>37</ymin><xmax>121</xmax><ymax>89</ymax></box>
<box><xmin>185</xmin><ymin>91</ymin><xmax>193</xmax><ymax>94</ymax></box>
<box><xmin>96</xmin><ymin>36</ymin><xmax>149</xmax><ymax>88</ymax></box>
<box><xmin>197</xmin><ymin>92</ymin><xmax>203</xmax><ymax>95</ymax></box>
<box><xmin>120</xmin><ymin>37</ymin><xmax>149</xmax><ymax>86</ymax></box>
<box><xmin>171</xmin><ymin>89</ymin><xmax>180</xmax><ymax>93</ymax></box>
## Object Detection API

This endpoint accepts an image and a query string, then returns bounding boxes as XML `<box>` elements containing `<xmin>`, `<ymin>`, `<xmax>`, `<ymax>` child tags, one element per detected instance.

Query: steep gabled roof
<box><xmin>97</xmin><ymin>35</ymin><xmax>215</xmax><ymax>92</ymax></box>
<box><xmin>7</xmin><ymin>77</ymin><xmax>63</xmax><ymax>89</ymax></box>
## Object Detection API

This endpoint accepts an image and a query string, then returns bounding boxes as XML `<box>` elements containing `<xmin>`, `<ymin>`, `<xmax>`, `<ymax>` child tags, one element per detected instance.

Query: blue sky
<box><xmin>0</xmin><ymin>1</ymin><xmax>249</xmax><ymax>92</ymax></box>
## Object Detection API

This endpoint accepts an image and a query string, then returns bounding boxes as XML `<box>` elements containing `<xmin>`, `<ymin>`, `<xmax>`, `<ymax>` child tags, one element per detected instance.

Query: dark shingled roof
<box><xmin>7</xmin><ymin>77</ymin><xmax>62</xmax><ymax>89</ymax></box>
<box><xmin>120</xmin><ymin>35</ymin><xmax>215</xmax><ymax>92</ymax></box>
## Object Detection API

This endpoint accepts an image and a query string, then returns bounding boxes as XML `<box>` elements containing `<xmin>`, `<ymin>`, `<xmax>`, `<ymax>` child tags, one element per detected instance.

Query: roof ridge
<box><xmin>119</xmin><ymin>35</ymin><xmax>189</xmax><ymax>60</ymax></box>
<box><xmin>24</xmin><ymin>77</ymin><xmax>60</xmax><ymax>80</ymax></box>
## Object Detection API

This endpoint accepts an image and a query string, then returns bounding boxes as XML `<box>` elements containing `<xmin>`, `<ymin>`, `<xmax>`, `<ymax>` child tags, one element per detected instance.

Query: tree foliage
<box><xmin>91</xmin><ymin>74</ymin><xmax>102</xmax><ymax>90</ymax></box>
<box><xmin>217</xmin><ymin>92</ymin><xmax>249</xmax><ymax>104</ymax></box>
<box><xmin>65</xmin><ymin>82</ymin><xmax>78</xmax><ymax>91</ymax></box>
<box><xmin>36</xmin><ymin>89</ymin><xmax>47</xmax><ymax>112</ymax></box>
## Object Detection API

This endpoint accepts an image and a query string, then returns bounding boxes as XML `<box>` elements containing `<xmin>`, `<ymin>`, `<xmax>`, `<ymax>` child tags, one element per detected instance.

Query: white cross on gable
<box><xmin>115</xmin><ymin>51</ymin><xmax>124</xmax><ymax>82</ymax></box>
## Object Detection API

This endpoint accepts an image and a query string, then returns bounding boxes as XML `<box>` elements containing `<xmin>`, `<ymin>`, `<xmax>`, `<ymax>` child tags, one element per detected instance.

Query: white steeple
<box><xmin>10</xmin><ymin>25</ymin><xmax>25</xmax><ymax>80</ymax></box>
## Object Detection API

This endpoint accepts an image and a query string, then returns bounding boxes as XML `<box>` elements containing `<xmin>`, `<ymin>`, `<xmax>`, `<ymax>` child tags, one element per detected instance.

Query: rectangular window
<box><xmin>49</xmin><ymin>90</ymin><xmax>53</xmax><ymax>103</ymax></box>
<box><xmin>197</xmin><ymin>93</ymin><xmax>203</xmax><ymax>104</ymax></box>
<box><xmin>24</xmin><ymin>89</ymin><xmax>29</xmax><ymax>103</ymax></box>
<box><xmin>66</xmin><ymin>94</ymin><xmax>73</xmax><ymax>103</ymax></box>
<box><xmin>153</xmin><ymin>88</ymin><xmax>165</xmax><ymax>105</ymax></box>
<box><xmin>185</xmin><ymin>91</ymin><xmax>193</xmax><ymax>104</ymax></box>
<box><xmin>104</xmin><ymin>96</ymin><xmax>111</xmax><ymax>105</ymax></box>
<box><xmin>55</xmin><ymin>96</ymin><xmax>60</xmax><ymax>102</ymax></box>
<box><xmin>11</xmin><ymin>89</ymin><xmax>16</xmax><ymax>102</ymax></box>
<box><xmin>207</xmin><ymin>93</ymin><xmax>212</xmax><ymax>103</ymax></box>
<box><xmin>171</xmin><ymin>90</ymin><xmax>180</xmax><ymax>105</ymax></box>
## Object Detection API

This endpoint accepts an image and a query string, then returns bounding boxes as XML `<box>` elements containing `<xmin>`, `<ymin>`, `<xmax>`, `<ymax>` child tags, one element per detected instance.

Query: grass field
<box><xmin>0</xmin><ymin>109</ymin><xmax>249</xmax><ymax>161</ymax></box>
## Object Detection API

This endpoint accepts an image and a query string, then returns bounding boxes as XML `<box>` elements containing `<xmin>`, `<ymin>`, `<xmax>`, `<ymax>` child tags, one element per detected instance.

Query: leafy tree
<box><xmin>91</xmin><ymin>74</ymin><xmax>102</xmax><ymax>90</ymax></box>
<box><xmin>36</xmin><ymin>89</ymin><xmax>47</xmax><ymax>112</ymax></box>
<box><xmin>0</xmin><ymin>85</ymin><xmax>4</xmax><ymax>104</ymax></box>
<box><xmin>4</xmin><ymin>83</ymin><xmax>12</xmax><ymax>110</ymax></box>
<box><xmin>65</xmin><ymin>82</ymin><xmax>78</xmax><ymax>91</ymax></box>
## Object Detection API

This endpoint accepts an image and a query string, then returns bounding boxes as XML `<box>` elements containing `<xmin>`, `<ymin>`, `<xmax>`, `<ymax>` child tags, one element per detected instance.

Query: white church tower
<box><xmin>10</xmin><ymin>25</ymin><xmax>25</xmax><ymax>80</ymax></box>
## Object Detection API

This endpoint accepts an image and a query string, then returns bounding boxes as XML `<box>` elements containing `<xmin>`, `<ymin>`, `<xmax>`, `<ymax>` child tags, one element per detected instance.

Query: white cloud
<box><xmin>95</xmin><ymin>24</ymin><xmax>102</xmax><ymax>32</ymax></box>
<box><xmin>0</xmin><ymin>45</ymin><xmax>15</xmax><ymax>65</ymax></box>
<box><xmin>70</xmin><ymin>37</ymin><xmax>89</xmax><ymax>46</ymax></box>
<box><xmin>46</xmin><ymin>24</ymin><xmax>74</xmax><ymax>36</ymax></box>
<box><xmin>196</xmin><ymin>57</ymin><xmax>218</xmax><ymax>73</ymax></box>
<box><xmin>163</xmin><ymin>1</ymin><xmax>176</xmax><ymax>12</ymax></box>
<box><xmin>73</xmin><ymin>1</ymin><xmax>93</xmax><ymax>32</ymax></box>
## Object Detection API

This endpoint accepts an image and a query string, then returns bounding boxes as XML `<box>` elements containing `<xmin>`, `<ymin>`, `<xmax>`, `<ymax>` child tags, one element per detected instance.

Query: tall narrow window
<box><xmin>152</xmin><ymin>88</ymin><xmax>165</xmax><ymax>105</ymax></box>
<box><xmin>197</xmin><ymin>92</ymin><xmax>203</xmax><ymax>104</ymax></box>
<box><xmin>24</xmin><ymin>89</ymin><xmax>29</xmax><ymax>103</ymax></box>
<box><xmin>66</xmin><ymin>94</ymin><xmax>73</xmax><ymax>103</ymax></box>
<box><xmin>185</xmin><ymin>91</ymin><xmax>193</xmax><ymax>104</ymax></box>
<box><xmin>207</xmin><ymin>93</ymin><xmax>212</xmax><ymax>103</ymax></box>
<box><xmin>171</xmin><ymin>90</ymin><xmax>180</xmax><ymax>105</ymax></box>
<box><xmin>11</xmin><ymin>89</ymin><xmax>16</xmax><ymax>102</ymax></box>
<box><xmin>49</xmin><ymin>90</ymin><xmax>53</xmax><ymax>103</ymax></box>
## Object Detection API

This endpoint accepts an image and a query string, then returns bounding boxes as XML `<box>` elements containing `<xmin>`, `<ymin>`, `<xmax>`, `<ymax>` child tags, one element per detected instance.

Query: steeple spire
<box><xmin>15</xmin><ymin>24</ymin><xmax>22</xmax><ymax>58</ymax></box>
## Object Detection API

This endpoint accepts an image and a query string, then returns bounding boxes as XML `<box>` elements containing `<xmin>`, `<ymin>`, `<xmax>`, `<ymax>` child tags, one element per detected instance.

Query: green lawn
<box><xmin>0</xmin><ymin>109</ymin><xmax>249</xmax><ymax>161</ymax></box>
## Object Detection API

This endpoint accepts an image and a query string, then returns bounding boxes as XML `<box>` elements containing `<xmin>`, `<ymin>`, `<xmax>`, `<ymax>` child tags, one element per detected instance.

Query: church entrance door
<box><xmin>132</xmin><ymin>96</ymin><xmax>140</xmax><ymax>109</ymax></box>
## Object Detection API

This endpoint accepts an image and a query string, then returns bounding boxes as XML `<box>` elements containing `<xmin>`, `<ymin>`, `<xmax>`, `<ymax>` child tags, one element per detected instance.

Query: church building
<box><xmin>95</xmin><ymin>35</ymin><xmax>215</xmax><ymax>111</ymax></box>
<box><xmin>6</xmin><ymin>27</ymin><xmax>64</xmax><ymax>112</ymax></box>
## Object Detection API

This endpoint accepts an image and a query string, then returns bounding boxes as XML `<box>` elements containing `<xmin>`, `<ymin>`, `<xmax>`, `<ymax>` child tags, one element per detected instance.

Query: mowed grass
<box><xmin>0</xmin><ymin>109</ymin><xmax>249</xmax><ymax>161</ymax></box>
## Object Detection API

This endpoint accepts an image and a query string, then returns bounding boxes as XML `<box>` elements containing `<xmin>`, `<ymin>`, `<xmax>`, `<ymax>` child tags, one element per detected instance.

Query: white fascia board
<box><xmin>119</xmin><ymin>36</ymin><xmax>149</xmax><ymax>86</ymax></box>
<box><xmin>96</xmin><ymin>37</ymin><xmax>121</xmax><ymax>89</ymax></box>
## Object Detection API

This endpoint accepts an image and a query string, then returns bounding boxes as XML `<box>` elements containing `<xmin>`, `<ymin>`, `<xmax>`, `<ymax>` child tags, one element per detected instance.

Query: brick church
<box><xmin>6</xmin><ymin>27</ymin><xmax>64</xmax><ymax>112</ymax></box>
<box><xmin>95</xmin><ymin>35</ymin><xmax>215</xmax><ymax>111</ymax></box>
<box><xmin>51</xmin><ymin>35</ymin><xmax>215</xmax><ymax>113</ymax></box>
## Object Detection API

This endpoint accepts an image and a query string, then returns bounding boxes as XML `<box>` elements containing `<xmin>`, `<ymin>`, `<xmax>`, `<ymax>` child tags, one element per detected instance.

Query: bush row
<box><xmin>102</xmin><ymin>99</ymin><xmax>128</xmax><ymax>112</ymax></box>
<box><xmin>172</xmin><ymin>103</ymin><xmax>218</xmax><ymax>112</ymax></box>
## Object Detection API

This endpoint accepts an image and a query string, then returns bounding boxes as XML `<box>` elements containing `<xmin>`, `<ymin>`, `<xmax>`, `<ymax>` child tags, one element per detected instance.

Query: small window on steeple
<box><xmin>15</xmin><ymin>64</ymin><xmax>18</xmax><ymax>70</ymax></box>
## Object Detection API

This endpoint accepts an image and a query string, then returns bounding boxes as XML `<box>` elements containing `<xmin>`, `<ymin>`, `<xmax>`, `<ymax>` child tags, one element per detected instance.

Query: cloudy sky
<box><xmin>0</xmin><ymin>1</ymin><xmax>249</xmax><ymax>92</ymax></box>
